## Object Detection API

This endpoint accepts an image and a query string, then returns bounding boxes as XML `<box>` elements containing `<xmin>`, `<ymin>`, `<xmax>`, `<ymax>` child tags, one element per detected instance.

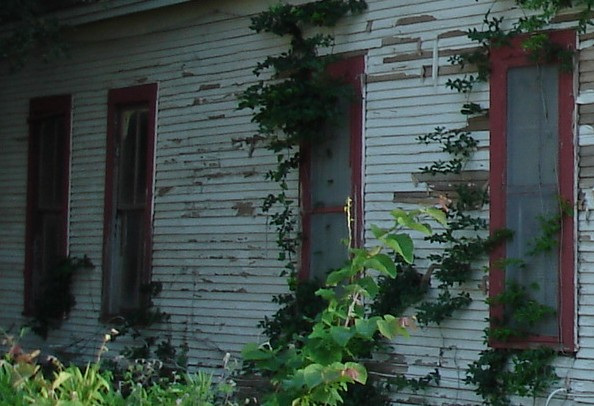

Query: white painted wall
<box><xmin>1</xmin><ymin>0</ymin><xmax>594</xmax><ymax>403</ymax></box>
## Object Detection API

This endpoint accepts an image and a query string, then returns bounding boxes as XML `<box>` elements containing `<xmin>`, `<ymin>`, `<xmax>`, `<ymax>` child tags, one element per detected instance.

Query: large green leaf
<box><xmin>326</xmin><ymin>266</ymin><xmax>352</xmax><ymax>286</ymax></box>
<box><xmin>357</xmin><ymin>276</ymin><xmax>379</xmax><ymax>298</ymax></box>
<box><xmin>405</xmin><ymin>218</ymin><xmax>432</xmax><ymax>235</ymax></box>
<box><xmin>377</xmin><ymin>315</ymin><xmax>408</xmax><ymax>340</ymax></box>
<box><xmin>309</xmin><ymin>323</ymin><xmax>330</xmax><ymax>340</ymax></box>
<box><xmin>371</xmin><ymin>224</ymin><xmax>388</xmax><ymax>239</ymax></box>
<box><xmin>424</xmin><ymin>207</ymin><xmax>448</xmax><ymax>226</ymax></box>
<box><xmin>316</xmin><ymin>288</ymin><xmax>336</xmax><ymax>301</ymax></box>
<box><xmin>303</xmin><ymin>364</ymin><xmax>325</xmax><ymax>389</ymax></box>
<box><xmin>383</xmin><ymin>233</ymin><xmax>414</xmax><ymax>263</ymax></box>
<box><xmin>330</xmin><ymin>326</ymin><xmax>355</xmax><ymax>347</ymax></box>
<box><xmin>362</xmin><ymin>257</ymin><xmax>386</xmax><ymax>275</ymax></box>
<box><xmin>343</xmin><ymin>362</ymin><xmax>367</xmax><ymax>384</ymax></box>
<box><xmin>395</xmin><ymin>211</ymin><xmax>430</xmax><ymax>234</ymax></box>
<box><xmin>373</xmin><ymin>253</ymin><xmax>397</xmax><ymax>278</ymax></box>
<box><xmin>305</xmin><ymin>339</ymin><xmax>343</xmax><ymax>365</ymax></box>
<box><xmin>354</xmin><ymin>317</ymin><xmax>380</xmax><ymax>339</ymax></box>
<box><xmin>390</xmin><ymin>208</ymin><xmax>409</xmax><ymax>222</ymax></box>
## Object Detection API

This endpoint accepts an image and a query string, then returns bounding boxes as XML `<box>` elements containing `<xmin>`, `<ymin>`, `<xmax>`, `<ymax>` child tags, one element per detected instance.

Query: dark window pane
<box><xmin>113</xmin><ymin>107</ymin><xmax>150</xmax><ymax>312</ymax></box>
<box><xmin>118</xmin><ymin>110</ymin><xmax>138</xmax><ymax>206</ymax></box>
<box><xmin>31</xmin><ymin>213</ymin><xmax>61</xmax><ymax>294</ymax></box>
<box><xmin>118</xmin><ymin>108</ymin><xmax>149</xmax><ymax>207</ymax></box>
<box><xmin>103</xmin><ymin>85</ymin><xmax>157</xmax><ymax>317</ymax></box>
<box><xmin>116</xmin><ymin>210</ymin><xmax>144</xmax><ymax>311</ymax></box>
<box><xmin>309</xmin><ymin>212</ymin><xmax>349</xmax><ymax>281</ymax></box>
<box><xmin>38</xmin><ymin>116</ymin><xmax>65</xmax><ymax>209</ymax></box>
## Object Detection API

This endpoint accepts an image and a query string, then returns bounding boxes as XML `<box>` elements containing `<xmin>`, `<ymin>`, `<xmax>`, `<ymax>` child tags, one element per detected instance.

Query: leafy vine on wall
<box><xmin>420</xmin><ymin>1</ymin><xmax>581</xmax><ymax>404</ymax></box>
<box><xmin>238</xmin><ymin>0</ymin><xmax>368</xmax><ymax>285</ymax></box>
<box><xmin>239</xmin><ymin>0</ymin><xmax>588</xmax><ymax>405</ymax></box>
<box><xmin>29</xmin><ymin>255</ymin><xmax>94</xmax><ymax>339</ymax></box>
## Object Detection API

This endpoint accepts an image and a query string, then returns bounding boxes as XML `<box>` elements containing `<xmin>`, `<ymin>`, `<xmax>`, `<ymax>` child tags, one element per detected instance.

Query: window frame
<box><xmin>24</xmin><ymin>95</ymin><xmax>72</xmax><ymax>315</ymax></box>
<box><xmin>299</xmin><ymin>54</ymin><xmax>364</xmax><ymax>280</ymax></box>
<box><xmin>489</xmin><ymin>30</ymin><xmax>575</xmax><ymax>351</ymax></box>
<box><xmin>102</xmin><ymin>83</ymin><xmax>158</xmax><ymax>319</ymax></box>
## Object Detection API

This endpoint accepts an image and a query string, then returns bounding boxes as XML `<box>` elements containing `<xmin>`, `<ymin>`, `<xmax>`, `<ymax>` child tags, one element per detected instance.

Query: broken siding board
<box><xmin>366</xmin><ymin>114</ymin><xmax>470</xmax><ymax>129</ymax></box>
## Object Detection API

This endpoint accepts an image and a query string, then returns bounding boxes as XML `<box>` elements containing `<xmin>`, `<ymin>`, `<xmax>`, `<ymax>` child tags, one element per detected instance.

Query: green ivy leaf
<box><xmin>383</xmin><ymin>233</ymin><xmax>414</xmax><ymax>263</ymax></box>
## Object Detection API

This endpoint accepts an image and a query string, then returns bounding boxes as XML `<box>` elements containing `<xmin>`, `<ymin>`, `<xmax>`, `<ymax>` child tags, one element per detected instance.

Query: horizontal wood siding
<box><xmin>0</xmin><ymin>0</ymin><xmax>593</xmax><ymax>403</ymax></box>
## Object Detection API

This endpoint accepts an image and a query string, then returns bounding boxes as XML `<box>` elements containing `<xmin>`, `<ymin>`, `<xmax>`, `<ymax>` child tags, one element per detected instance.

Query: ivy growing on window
<box><xmin>29</xmin><ymin>255</ymin><xmax>94</xmax><ymax>339</ymax></box>
<box><xmin>241</xmin><ymin>0</ymin><xmax>586</xmax><ymax>404</ymax></box>
<box><xmin>238</xmin><ymin>0</ymin><xmax>367</xmax><ymax>283</ymax></box>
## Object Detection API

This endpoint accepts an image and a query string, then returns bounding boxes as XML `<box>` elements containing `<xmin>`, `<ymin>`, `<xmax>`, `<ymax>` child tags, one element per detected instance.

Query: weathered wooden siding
<box><xmin>0</xmin><ymin>0</ymin><xmax>293</xmax><ymax>368</ymax></box>
<box><xmin>1</xmin><ymin>0</ymin><xmax>594</xmax><ymax>404</ymax></box>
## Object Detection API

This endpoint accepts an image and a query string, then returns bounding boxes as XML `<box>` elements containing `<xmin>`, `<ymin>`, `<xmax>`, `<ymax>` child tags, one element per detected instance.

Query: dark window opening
<box><xmin>102</xmin><ymin>84</ymin><xmax>157</xmax><ymax>318</ymax></box>
<box><xmin>25</xmin><ymin>95</ymin><xmax>71</xmax><ymax>314</ymax></box>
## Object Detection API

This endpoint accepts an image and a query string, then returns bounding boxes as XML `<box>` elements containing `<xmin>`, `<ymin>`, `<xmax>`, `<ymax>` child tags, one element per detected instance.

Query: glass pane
<box><xmin>507</xmin><ymin>66</ymin><xmax>558</xmax><ymax>187</ymax></box>
<box><xmin>310</xmin><ymin>100</ymin><xmax>351</xmax><ymax>208</ymax></box>
<box><xmin>118</xmin><ymin>110</ymin><xmax>138</xmax><ymax>205</ymax></box>
<box><xmin>505</xmin><ymin>65</ymin><xmax>560</xmax><ymax>336</ymax></box>
<box><xmin>310</xmin><ymin>212</ymin><xmax>349</xmax><ymax>281</ymax></box>
<box><xmin>505</xmin><ymin>194</ymin><xmax>559</xmax><ymax>335</ymax></box>
<box><xmin>38</xmin><ymin>117</ymin><xmax>65</xmax><ymax>209</ymax></box>
<box><xmin>32</xmin><ymin>213</ymin><xmax>61</xmax><ymax>299</ymax></box>
<box><xmin>118</xmin><ymin>108</ymin><xmax>149</xmax><ymax>206</ymax></box>
<box><xmin>115</xmin><ymin>210</ymin><xmax>145</xmax><ymax>311</ymax></box>
<box><xmin>136</xmin><ymin>110</ymin><xmax>149</xmax><ymax>204</ymax></box>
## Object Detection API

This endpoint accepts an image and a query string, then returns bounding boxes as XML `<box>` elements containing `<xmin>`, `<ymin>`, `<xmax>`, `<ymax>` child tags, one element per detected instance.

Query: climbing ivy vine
<box><xmin>238</xmin><ymin>0</ymin><xmax>368</xmax><ymax>283</ymax></box>
<box><xmin>240</xmin><ymin>0</ymin><xmax>588</xmax><ymax>405</ymax></box>
<box><xmin>416</xmin><ymin>0</ymin><xmax>581</xmax><ymax>404</ymax></box>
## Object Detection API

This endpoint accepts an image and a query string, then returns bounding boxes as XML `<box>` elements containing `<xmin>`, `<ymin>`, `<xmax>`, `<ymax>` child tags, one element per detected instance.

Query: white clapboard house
<box><xmin>2</xmin><ymin>0</ymin><xmax>594</xmax><ymax>404</ymax></box>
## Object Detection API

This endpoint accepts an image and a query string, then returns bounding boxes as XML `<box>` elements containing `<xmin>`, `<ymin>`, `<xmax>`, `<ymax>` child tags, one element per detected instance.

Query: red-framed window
<box><xmin>489</xmin><ymin>30</ymin><xmax>575</xmax><ymax>350</ymax></box>
<box><xmin>300</xmin><ymin>55</ymin><xmax>364</xmax><ymax>280</ymax></box>
<box><xmin>24</xmin><ymin>95</ymin><xmax>72</xmax><ymax>315</ymax></box>
<box><xmin>102</xmin><ymin>84</ymin><xmax>158</xmax><ymax>318</ymax></box>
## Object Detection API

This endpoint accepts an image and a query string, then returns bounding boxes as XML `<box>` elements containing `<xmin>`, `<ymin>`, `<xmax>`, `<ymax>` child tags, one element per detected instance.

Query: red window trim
<box><xmin>299</xmin><ymin>54</ymin><xmax>364</xmax><ymax>280</ymax></box>
<box><xmin>24</xmin><ymin>95</ymin><xmax>72</xmax><ymax>315</ymax></box>
<box><xmin>489</xmin><ymin>30</ymin><xmax>575</xmax><ymax>351</ymax></box>
<box><xmin>102</xmin><ymin>83</ymin><xmax>158</xmax><ymax>319</ymax></box>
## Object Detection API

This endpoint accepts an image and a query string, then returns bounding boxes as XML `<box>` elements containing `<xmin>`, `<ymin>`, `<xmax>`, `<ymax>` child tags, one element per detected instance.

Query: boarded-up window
<box><xmin>489</xmin><ymin>31</ymin><xmax>575</xmax><ymax>350</ymax></box>
<box><xmin>25</xmin><ymin>95</ymin><xmax>72</xmax><ymax>314</ymax></box>
<box><xmin>301</xmin><ymin>55</ymin><xmax>364</xmax><ymax>281</ymax></box>
<box><xmin>102</xmin><ymin>84</ymin><xmax>157</xmax><ymax>318</ymax></box>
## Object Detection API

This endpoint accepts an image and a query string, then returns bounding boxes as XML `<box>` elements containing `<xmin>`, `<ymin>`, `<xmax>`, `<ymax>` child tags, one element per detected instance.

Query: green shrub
<box><xmin>0</xmin><ymin>331</ymin><xmax>240</xmax><ymax>405</ymax></box>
